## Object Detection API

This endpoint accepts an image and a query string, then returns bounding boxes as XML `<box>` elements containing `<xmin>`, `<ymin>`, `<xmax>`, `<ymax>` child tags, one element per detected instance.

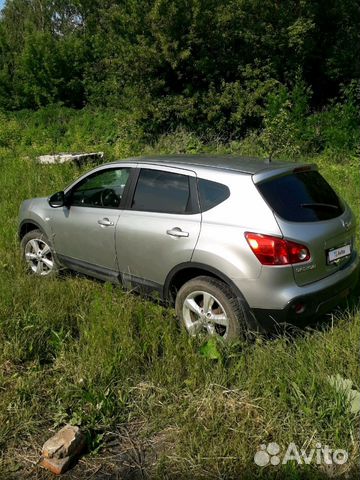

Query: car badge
<box><xmin>341</xmin><ymin>219</ymin><xmax>352</xmax><ymax>231</ymax></box>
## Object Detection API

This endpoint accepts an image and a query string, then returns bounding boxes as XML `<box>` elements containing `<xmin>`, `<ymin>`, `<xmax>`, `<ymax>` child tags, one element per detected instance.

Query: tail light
<box><xmin>245</xmin><ymin>232</ymin><xmax>310</xmax><ymax>265</ymax></box>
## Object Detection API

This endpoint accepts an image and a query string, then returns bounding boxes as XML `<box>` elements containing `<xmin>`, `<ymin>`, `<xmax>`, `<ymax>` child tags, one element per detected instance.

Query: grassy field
<box><xmin>0</xmin><ymin>113</ymin><xmax>359</xmax><ymax>479</ymax></box>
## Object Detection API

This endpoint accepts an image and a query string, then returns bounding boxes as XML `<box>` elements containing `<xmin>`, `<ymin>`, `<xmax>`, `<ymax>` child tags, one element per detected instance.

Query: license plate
<box><xmin>327</xmin><ymin>244</ymin><xmax>351</xmax><ymax>263</ymax></box>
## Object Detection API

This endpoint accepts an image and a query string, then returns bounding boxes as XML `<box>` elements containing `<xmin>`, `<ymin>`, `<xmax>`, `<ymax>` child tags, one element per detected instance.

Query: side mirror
<box><xmin>48</xmin><ymin>191</ymin><xmax>66</xmax><ymax>208</ymax></box>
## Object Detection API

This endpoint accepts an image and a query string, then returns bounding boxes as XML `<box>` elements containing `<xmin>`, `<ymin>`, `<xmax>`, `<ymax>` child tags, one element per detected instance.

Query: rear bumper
<box><xmin>252</xmin><ymin>260</ymin><xmax>359</xmax><ymax>331</ymax></box>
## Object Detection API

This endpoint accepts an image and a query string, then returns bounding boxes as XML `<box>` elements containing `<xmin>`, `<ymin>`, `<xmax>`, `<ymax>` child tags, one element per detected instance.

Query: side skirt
<box><xmin>121</xmin><ymin>272</ymin><xmax>163</xmax><ymax>298</ymax></box>
<box><xmin>57</xmin><ymin>254</ymin><xmax>120</xmax><ymax>283</ymax></box>
<box><xmin>57</xmin><ymin>254</ymin><xmax>163</xmax><ymax>298</ymax></box>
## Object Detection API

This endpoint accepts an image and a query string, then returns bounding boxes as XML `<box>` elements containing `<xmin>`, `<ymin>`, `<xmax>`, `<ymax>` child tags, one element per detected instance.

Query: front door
<box><xmin>50</xmin><ymin>167</ymin><xmax>131</xmax><ymax>280</ymax></box>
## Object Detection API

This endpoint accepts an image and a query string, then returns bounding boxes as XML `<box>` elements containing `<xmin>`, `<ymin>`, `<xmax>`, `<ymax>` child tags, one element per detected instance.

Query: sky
<box><xmin>0</xmin><ymin>0</ymin><xmax>4</xmax><ymax>10</ymax></box>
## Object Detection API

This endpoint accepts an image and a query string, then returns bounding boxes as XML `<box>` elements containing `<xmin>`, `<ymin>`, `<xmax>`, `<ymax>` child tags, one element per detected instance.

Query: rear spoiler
<box><xmin>252</xmin><ymin>164</ymin><xmax>318</xmax><ymax>185</ymax></box>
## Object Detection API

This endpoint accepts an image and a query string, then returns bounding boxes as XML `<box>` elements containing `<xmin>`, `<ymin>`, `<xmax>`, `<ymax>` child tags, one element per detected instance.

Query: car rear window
<box><xmin>256</xmin><ymin>170</ymin><xmax>344</xmax><ymax>222</ymax></box>
<box><xmin>197</xmin><ymin>179</ymin><xmax>230</xmax><ymax>212</ymax></box>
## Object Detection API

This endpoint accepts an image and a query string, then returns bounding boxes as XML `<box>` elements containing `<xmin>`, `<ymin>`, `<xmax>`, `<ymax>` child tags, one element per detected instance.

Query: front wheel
<box><xmin>175</xmin><ymin>276</ymin><xmax>248</xmax><ymax>341</ymax></box>
<box><xmin>21</xmin><ymin>229</ymin><xmax>58</xmax><ymax>276</ymax></box>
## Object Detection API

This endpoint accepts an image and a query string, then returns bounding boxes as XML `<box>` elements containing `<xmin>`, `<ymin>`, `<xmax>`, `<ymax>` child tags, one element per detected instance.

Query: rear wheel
<box><xmin>175</xmin><ymin>276</ymin><xmax>247</xmax><ymax>341</ymax></box>
<box><xmin>21</xmin><ymin>229</ymin><xmax>58</xmax><ymax>276</ymax></box>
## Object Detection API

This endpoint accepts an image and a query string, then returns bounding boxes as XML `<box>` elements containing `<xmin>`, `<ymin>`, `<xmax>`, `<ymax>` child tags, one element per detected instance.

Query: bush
<box><xmin>308</xmin><ymin>82</ymin><xmax>360</xmax><ymax>158</ymax></box>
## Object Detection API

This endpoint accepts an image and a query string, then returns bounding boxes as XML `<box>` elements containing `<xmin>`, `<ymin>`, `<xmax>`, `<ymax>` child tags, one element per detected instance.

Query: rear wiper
<box><xmin>300</xmin><ymin>202</ymin><xmax>339</xmax><ymax>210</ymax></box>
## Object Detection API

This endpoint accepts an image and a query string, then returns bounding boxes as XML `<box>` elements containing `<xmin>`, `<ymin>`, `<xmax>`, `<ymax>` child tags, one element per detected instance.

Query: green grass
<box><xmin>0</xmin><ymin>110</ymin><xmax>359</xmax><ymax>479</ymax></box>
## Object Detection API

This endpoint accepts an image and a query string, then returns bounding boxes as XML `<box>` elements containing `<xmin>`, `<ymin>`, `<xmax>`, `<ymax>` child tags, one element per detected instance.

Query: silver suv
<box><xmin>19</xmin><ymin>156</ymin><xmax>359</xmax><ymax>339</ymax></box>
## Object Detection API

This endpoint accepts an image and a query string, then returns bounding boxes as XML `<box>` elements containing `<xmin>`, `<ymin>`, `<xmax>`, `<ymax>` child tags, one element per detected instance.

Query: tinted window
<box><xmin>132</xmin><ymin>169</ymin><xmax>190</xmax><ymax>214</ymax></box>
<box><xmin>257</xmin><ymin>171</ymin><xmax>344</xmax><ymax>222</ymax></box>
<box><xmin>71</xmin><ymin>168</ymin><xmax>130</xmax><ymax>208</ymax></box>
<box><xmin>198</xmin><ymin>178</ymin><xmax>230</xmax><ymax>211</ymax></box>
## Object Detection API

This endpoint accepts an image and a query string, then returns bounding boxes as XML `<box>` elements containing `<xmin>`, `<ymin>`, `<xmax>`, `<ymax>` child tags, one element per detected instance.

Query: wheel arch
<box><xmin>164</xmin><ymin>262</ymin><xmax>262</xmax><ymax>332</ymax></box>
<box><xmin>19</xmin><ymin>220</ymin><xmax>45</xmax><ymax>239</ymax></box>
<box><xmin>164</xmin><ymin>262</ymin><xmax>247</xmax><ymax>305</ymax></box>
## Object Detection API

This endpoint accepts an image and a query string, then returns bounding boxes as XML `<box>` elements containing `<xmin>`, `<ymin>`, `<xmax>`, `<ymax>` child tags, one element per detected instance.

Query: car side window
<box><xmin>70</xmin><ymin>168</ymin><xmax>130</xmax><ymax>208</ymax></box>
<box><xmin>131</xmin><ymin>169</ymin><xmax>191</xmax><ymax>214</ymax></box>
<box><xmin>197</xmin><ymin>178</ymin><xmax>230</xmax><ymax>211</ymax></box>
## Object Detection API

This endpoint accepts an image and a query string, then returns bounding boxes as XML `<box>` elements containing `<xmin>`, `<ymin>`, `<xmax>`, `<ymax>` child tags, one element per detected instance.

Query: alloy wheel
<box><xmin>24</xmin><ymin>238</ymin><xmax>55</xmax><ymax>276</ymax></box>
<box><xmin>182</xmin><ymin>290</ymin><xmax>230</xmax><ymax>339</ymax></box>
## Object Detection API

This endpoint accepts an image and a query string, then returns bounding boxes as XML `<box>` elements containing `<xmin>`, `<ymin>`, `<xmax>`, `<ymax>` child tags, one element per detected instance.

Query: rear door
<box><xmin>115</xmin><ymin>166</ymin><xmax>201</xmax><ymax>291</ymax></box>
<box><xmin>255</xmin><ymin>168</ymin><xmax>356</xmax><ymax>286</ymax></box>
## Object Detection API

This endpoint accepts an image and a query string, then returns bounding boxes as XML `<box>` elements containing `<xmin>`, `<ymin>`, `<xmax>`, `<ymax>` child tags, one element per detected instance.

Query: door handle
<box><xmin>98</xmin><ymin>218</ymin><xmax>114</xmax><ymax>227</ymax></box>
<box><xmin>166</xmin><ymin>227</ymin><xmax>189</xmax><ymax>238</ymax></box>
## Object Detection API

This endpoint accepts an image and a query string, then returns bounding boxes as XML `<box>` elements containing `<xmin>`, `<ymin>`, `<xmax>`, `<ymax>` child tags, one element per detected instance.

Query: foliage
<box><xmin>1</xmin><ymin>94</ymin><xmax>358</xmax><ymax>162</ymax></box>
<box><xmin>0</xmin><ymin>0</ymin><xmax>359</xmax><ymax>142</ymax></box>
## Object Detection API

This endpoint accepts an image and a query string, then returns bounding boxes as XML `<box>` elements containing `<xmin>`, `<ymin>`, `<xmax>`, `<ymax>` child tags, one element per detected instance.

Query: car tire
<box><xmin>21</xmin><ymin>229</ymin><xmax>59</xmax><ymax>277</ymax></box>
<box><xmin>175</xmin><ymin>275</ymin><xmax>248</xmax><ymax>341</ymax></box>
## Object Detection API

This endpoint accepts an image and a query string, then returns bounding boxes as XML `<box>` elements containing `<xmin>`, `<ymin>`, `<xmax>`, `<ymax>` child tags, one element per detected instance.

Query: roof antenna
<box><xmin>265</xmin><ymin>151</ymin><xmax>273</xmax><ymax>164</ymax></box>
